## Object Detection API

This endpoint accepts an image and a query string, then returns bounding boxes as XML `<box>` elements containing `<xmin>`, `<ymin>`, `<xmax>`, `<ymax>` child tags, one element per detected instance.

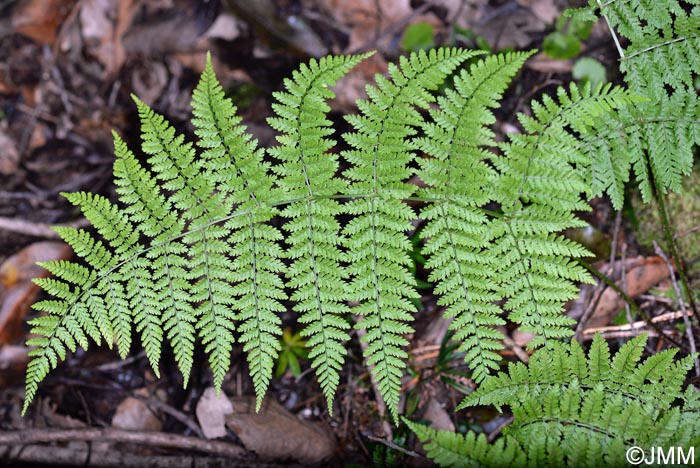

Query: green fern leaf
<box><xmin>417</xmin><ymin>334</ymin><xmax>700</xmax><ymax>467</ymax></box>
<box><xmin>405</xmin><ymin>418</ymin><xmax>527</xmax><ymax>468</ymax></box>
<box><xmin>414</xmin><ymin>51</ymin><xmax>533</xmax><ymax>383</ymax></box>
<box><xmin>343</xmin><ymin>48</ymin><xmax>480</xmax><ymax>420</ymax></box>
<box><xmin>268</xmin><ymin>53</ymin><xmax>370</xmax><ymax>411</ymax></box>
<box><xmin>490</xmin><ymin>83</ymin><xmax>636</xmax><ymax>347</ymax></box>
<box><xmin>192</xmin><ymin>54</ymin><xmax>285</xmax><ymax>408</ymax></box>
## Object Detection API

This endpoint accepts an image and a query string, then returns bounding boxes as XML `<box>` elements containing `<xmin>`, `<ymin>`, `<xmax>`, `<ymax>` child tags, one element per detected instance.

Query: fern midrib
<box><xmin>291</xmin><ymin>69</ymin><xmax>344</xmax><ymax>374</ymax></box>
<box><xmin>149</xmin><ymin>128</ymin><xmax>223</xmax><ymax>338</ymax></box>
<box><xmin>246</xmin><ymin>211</ymin><xmax>265</xmax><ymax>377</ymax></box>
<box><xmin>624</xmin><ymin>34</ymin><xmax>700</xmax><ymax>61</ymax></box>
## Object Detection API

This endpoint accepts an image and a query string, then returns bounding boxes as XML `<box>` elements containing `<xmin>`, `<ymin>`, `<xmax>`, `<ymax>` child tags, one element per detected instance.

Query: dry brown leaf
<box><xmin>525</xmin><ymin>52</ymin><xmax>573</xmax><ymax>73</ymax></box>
<box><xmin>422</xmin><ymin>397</ymin><xmax>455</xmax><ymax>432</ymax></box>
<box><xmin>330</xmin><ymin>53</ymin><xmax>387</xmax><ymax>113</ymax></box>
<box><xmin>518</xmin><ymin>0</ymin><xmax>558</xmax><ymax>23</ymax></box>
<box><xmin>226</xmin><ymin>396</ymin><xmax>336</xmax><ymax>463</ymax></box>
<box><xmin>79</xmin><ymin>0</ymin><xmax>138</xmax><ymax>76</ymax></box>
<box><xmin>584</xmin><ymin>256</ymin><xmax>672</xmax><ymax>329</ymax></box>
<box><xmin>317</xmin><ymin>0</ymin><xmax>414</xmax><ymax>52</ymax></box>
<box><xmin>0</xmin><ymin>242</ymin><xmax>72</xmax><ymax>345</ymax></box>
<box><xmin>196</xmin><ymin>387</ymin><xmax>234</xmax><ymax>439</ymax></box>
<box><xmin>472</xmin><ymin>5</ymin><xmax>547</xmax><ymax>50</ymax></box>
<box><xmin>0</xmin><ymin>128</ymin><xmax>20</xmax><ymax>175</ymax></box>
<box><xmin>111</xmin><ymin>388</ymin><xmax>163</xmax><ymax>432</ymax></box>
<box><xmin>11</xmin><ymin>0</ymin><xmax>76</xmax><ymax>45</ymax></box>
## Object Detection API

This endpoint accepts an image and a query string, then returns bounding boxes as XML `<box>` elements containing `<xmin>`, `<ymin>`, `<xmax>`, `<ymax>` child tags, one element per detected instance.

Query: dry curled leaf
<box><xmin>196</xmin><ymin>386</ymin><xmax>234</xmax><ymax>439</ymax></box>
<box><xmin>111</xmin><ymin>388</ymin><xmax>162</xmax><ymax>432</ymax></box>
<box><xmin>226</xmin><ymin>396</ymin><xmax>336</xmax><ymax>463</ymax></box>
<box><xmin>583</xmin><ymin>256</ymin><xmax>672</xmax><ymax>329</ymax></box>
<box><xmin>0</xmin><ymin>242</ymin><xmax>72</xmax><ymax>345</ymax></box>
<box><xmin>11</xmin><ymin>0</ymin><xmax>76</xmax><ymax>45</ymax></box>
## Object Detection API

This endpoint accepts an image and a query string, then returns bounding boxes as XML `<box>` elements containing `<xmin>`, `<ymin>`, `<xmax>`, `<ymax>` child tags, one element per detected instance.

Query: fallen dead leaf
<box><xmin>0</xmin><ymin>242</ymin><xmax>72</xmax><ymax>345</ymax></box>
<box><xmin>11</xmin><ymin>0</ymin><xmax>77</xmax><ymax>45</ymax></box>
<box><xmin>330</xmin><ymin>53</ymin><xmax>388</xmax><ymax>113</ymax></box>
<box><xmin>79</xmin><ymin>0</ymin><xmax>138</xmax><ymax>76</ymax></box>
<box><xmin>226</xmin><ymin>396</ymin><xmax>336</xmax><ymax>464</ymax></box>
<box><xmin>472</xmin><ymin>4</ymin><xmax>547</xmax><ymax>50</ymax></box>
<box><xmin>583</xmin><ymin>256</ymin><xmax>672</xmax><ymax>329</ymax></box>
<box><xmin>0</xmin><ymin>128</ymin><xmax>20</xmax><ymax>175</ymax></box>
<box><xmin>111</xmin><ymin>388</ymin><xmax>163</xmax><ymax>432</ymax></box>
<box><xmin>196</xmin><ymin>386</ymin><xmax>234</xmax><ymax>439</ymax></box>
<box><xmin>423</xmin><ymin>397</ymin><xmax>455</xmax><ymax>432</ymax></box>
<box><xmin>518</xmin><ymin>0</ymin><xmax>559</xmax><ymax>24</ymax></box>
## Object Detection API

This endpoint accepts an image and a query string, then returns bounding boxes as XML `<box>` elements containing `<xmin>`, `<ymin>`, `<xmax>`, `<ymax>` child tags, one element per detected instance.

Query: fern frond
<box><xmin>490</xmin><ymin>83</ymin><xmax>636</xmax><ymax>347</ymax></box>
<box><xmin>582</xmin><ymin>90</ymin><xmax>699</xmax><ymax>207</ymax></box>
<box><xmin>113</xmin><ymin>132</ymin><xmax>196</xmax><ymax>379</ymax></box>
<box><xmin>22</xmin><ymin>192</ymin><xmax>142</xmax><ymax>414</ymax></box>
<box><xmin>412</xmin><ymin>334</ymin><xmax>700</xmax><ymax>467</ymax></box>
<box><xmin>192</xmin><ymin>54</ymin><xmax>285</xmax><ymax>408</ymax></box>
<box><xmin>405</xmin><ymin>419</ymin><xmax>527</xmax><ymax>468</ymax></box>
<box><xmin>573</xmin><ymin>1</ymin><xmax>700</xmax><ymax>205</ymax></box>
<box><xmin>267</xmin><ymin>53</ymin><xmax>370</xmax><ymax>411</ymax></box>
<box><xmin>414</xmin><ymin>51</ymin><xmax>533</xmax><ymax>383</ymax></box>
<box><xmin>343</xmin><ymin>48</ymin><xmax>481</xmax><ymax>420</ymax></box>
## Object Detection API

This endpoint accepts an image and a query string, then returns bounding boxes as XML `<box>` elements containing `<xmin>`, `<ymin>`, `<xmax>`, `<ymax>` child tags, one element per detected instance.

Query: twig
<box><xmin>366</xmin><ymin>435</ymin><xmax>419</xmax><ymax>458</ymax></box>
<box><xmin>487</xmin><ymin>415</ymin><xmax>514</xmax><ymax>444</ymax></box>
<box><xmin>0</xmin><ymin>445</ymin><xmax>297</xmax><ymax>468</ymax></box>
<box><xmin>654</xmin><ymin>241</ymin><xmax>700</xmax><ymax>376</ymax></box>
<box><xmin>583</xmin><ymin>309</ymin><xmax>696</xmax><ymax>340</ymax></box>
<box><xmin>0</xmin><ymin>428</ymin><xmax>247</xmax><ymax>459</ymax></box>
<box><xmin>501</xmin><ymin>334</ymin><xmax>529</xmax><ymax>364</ymax></box>
<box><xmin>0</xmin><ymin>216</ymin><xmax>90</xmax><ymax>238</ymax></box>
<box><xmin>578</xmin><ymin>259</ymin><xmax>686</xmax><ymax>349</ymax></box>
<box><xmin>576</xmin><ymin>212</ymin><xmax>624</xmax><ymax>341</ymax></box>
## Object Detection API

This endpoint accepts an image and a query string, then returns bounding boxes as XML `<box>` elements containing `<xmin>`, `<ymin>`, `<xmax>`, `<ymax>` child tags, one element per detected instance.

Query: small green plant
<box><xmin>543</xmin><ymin>14</ymin><xmax>593</xmax><ymax>59</ymax></box>
<box><xmin>402</xmin><ymin>22</ymin><xmax>436</xmax><ymax>52</ymax></box>
<box><xmin>275</xmin><ymin>327</ymin><xmax>309</xmax><ymax>378</ymax></box>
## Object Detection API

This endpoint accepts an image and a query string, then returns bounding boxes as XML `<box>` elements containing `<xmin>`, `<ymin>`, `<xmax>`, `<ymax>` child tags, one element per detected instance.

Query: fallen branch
<box><xmin>0</xmin><ymin>428</ymin><xmax>246</xmax><ymax>459</ymax></box>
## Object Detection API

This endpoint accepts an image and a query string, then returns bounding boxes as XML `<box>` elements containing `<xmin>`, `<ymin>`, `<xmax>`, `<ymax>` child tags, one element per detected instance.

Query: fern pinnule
<box><xmin>415</xmin><ymin>51</ymin><xmax>534</xmax><ymax>383</ymax></box>
<box><xmin>267</xmin><ymin>53</ymin><xmax>370</xmax><ymax>411</ymax></box>
<box><xmin>343</xmin><ymin>48</ymin><xmax>480</xmax><ymax>420</ymax></box>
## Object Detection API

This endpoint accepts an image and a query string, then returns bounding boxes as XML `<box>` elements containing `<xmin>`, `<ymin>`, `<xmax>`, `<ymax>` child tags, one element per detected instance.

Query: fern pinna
<box><xmin>409</xmin><ymin>334</ymin><xmax>700</xmax><ymax>467</ymax></box>
<box><xmin>23</xmin><ymin>47</ymin><xmax>636</xmax><ymax>419</ymax></box>
<box><xmin>570</xmin><ymin>0</ymin><xmax>700</xmax><ymax>208</ymax></box>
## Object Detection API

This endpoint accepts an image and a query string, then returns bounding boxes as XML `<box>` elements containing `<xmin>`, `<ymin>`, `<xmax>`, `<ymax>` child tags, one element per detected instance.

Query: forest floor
<box><xmin>0</xmin><ymin>0</ymin><xmax>698</xmax><ymax>466</ymax></box>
